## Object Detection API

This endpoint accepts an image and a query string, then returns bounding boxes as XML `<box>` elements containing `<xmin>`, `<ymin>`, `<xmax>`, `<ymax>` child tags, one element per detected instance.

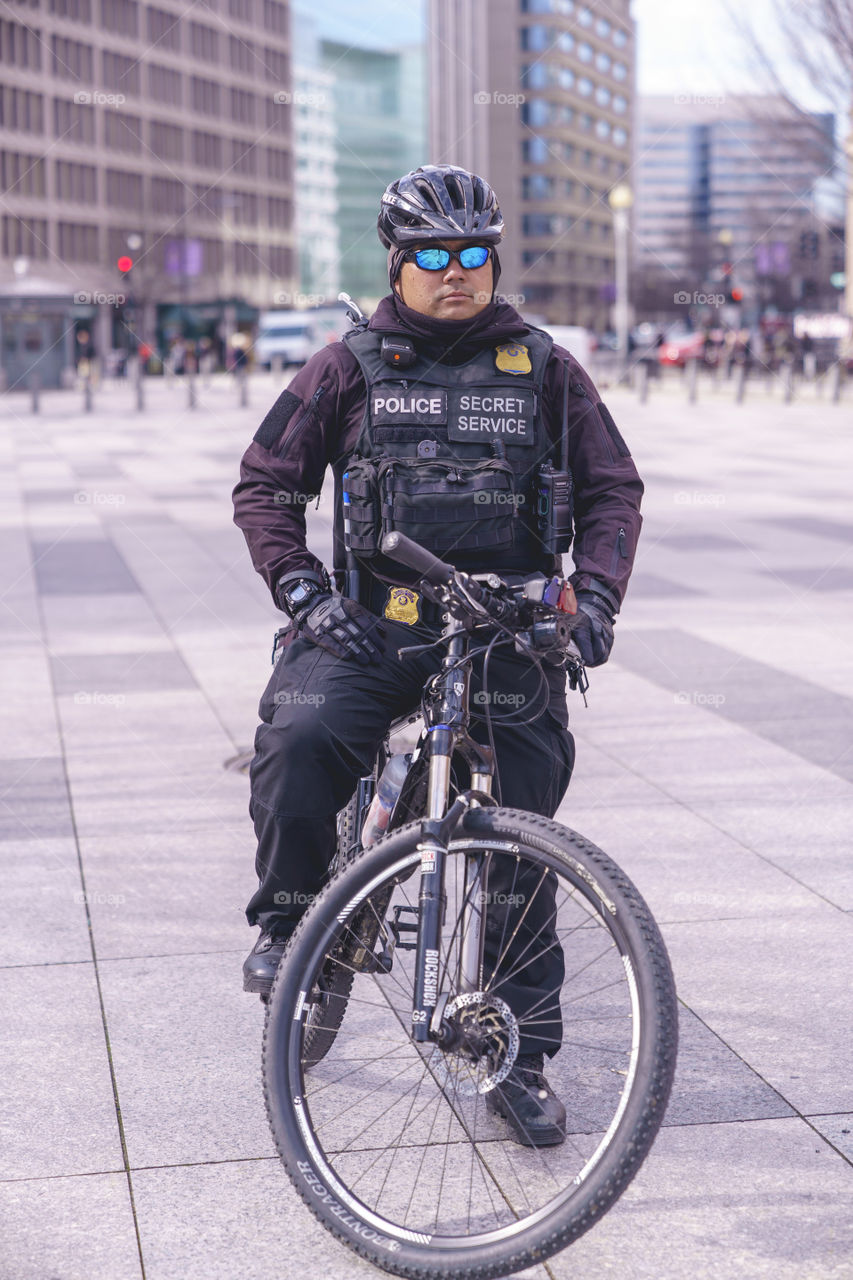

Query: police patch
<box><xmin>384</xmin><ymin>586</ymin><xmax>420</xmax><ymax>625</ymax></box>
<box><xmin>446</xmin><ymin>389</ymin><xmax>536</xmax><ymax>445</ymax></box>
<box><xmin>495</xmin><ymin>343</ymin><xmax>532</xmax><ymax>375</ymax></box>
<box><xmin>372</xmin><ymin>390</ymin><xmax>447</xmax><ymax>425</ymax></box>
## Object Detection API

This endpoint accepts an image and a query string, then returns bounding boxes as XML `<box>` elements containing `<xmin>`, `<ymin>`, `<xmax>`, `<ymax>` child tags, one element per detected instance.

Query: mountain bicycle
<box><xmin>262</xmin><ymin>531</ymin><xmax>678</xmax><ymax>1280</ymax></box>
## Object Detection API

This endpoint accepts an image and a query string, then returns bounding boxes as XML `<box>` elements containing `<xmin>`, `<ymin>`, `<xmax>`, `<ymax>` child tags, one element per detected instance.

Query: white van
<box><xmin>539</xmin><ymin>324</ymin><xmax>592</xmax><ymax>367</ymax></box>
<box><xmin>255</xmin><ymin>307</ymin><xmax>350</xmax><ymax>369</ymax></box>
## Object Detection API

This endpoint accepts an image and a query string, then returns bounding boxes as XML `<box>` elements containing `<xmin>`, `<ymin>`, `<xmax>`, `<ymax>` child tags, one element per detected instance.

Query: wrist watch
<box><xmin>276</xmin><ymin>571</ymin><xmax>329</xmax><ymax>618</ymax></box>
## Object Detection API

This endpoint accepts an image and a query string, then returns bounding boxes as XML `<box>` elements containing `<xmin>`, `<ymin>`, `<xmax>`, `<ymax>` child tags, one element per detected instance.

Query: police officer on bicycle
<box><xmin>233</xmin><ymin>164</ymin><xmax>643</xmax><ymax>1146</ymax></box>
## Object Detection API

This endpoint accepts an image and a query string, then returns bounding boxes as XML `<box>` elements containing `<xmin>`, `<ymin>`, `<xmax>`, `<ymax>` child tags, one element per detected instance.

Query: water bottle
<box><xmin>361</xmin><ymin>753</ymin><xmax>411</xmax><ymax>847</ymax></box>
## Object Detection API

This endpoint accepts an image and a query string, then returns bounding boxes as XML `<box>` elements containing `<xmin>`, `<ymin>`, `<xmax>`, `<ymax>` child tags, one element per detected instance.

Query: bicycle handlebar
<box><xmin>380</xmin><ymin>532</ymin><xmax>454</xmax><ymax>587</ymax></box>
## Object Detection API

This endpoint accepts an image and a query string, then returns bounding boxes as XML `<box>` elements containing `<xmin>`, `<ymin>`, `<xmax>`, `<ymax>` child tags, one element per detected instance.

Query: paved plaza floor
<box><xmin>1</xmin><ymin>369</ymin><xmax>851</xmax><ymax>1279</ymax></box>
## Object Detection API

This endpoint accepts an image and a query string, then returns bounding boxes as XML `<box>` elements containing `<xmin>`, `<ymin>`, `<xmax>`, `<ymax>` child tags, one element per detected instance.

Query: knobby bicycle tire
<box><xmin>263</xmin><ymin>807</ymin><xmax>677</xmax><ymax>1279</ymax></box>
<box><xmin>299</xmin><ymin>794</ymin><xmax>362</xmax><ymax>1068</ymax></box>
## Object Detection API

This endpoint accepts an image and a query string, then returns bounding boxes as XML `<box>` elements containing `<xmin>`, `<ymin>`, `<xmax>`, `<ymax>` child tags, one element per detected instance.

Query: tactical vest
<box><xmin>339</xmin><ymin>325</ymin><xmax>561</xmax><ymax>576</ymax></box>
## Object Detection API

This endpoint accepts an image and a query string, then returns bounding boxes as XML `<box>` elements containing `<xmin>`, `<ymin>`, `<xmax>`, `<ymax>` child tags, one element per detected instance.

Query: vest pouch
<box><xmin>377</xmin><ymin>457</ymin><xmax>517</xmax><ymax>555</ymax></box>
<box><xmin>343</xmin><ymin>458</ymin><xmax>381</xmax><ymax>555</ymax></box>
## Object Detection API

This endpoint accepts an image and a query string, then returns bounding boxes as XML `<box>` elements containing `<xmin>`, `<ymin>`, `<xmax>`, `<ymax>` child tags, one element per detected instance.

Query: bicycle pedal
<box><xmin>390</xmin><ymin>904</ymin><xmax>419</xmax><ymax>951</ymax></box>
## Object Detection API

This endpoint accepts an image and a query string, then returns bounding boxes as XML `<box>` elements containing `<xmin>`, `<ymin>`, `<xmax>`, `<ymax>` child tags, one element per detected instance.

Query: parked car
<box><xmin>255</xmin><ymin>306</ymin><xmax>349</xmax><ymax>369</ymax></box>
<box><xmin>658</xmin><ymin>332</ymin><xmax>705</xmax><ymax>367</ymax></box>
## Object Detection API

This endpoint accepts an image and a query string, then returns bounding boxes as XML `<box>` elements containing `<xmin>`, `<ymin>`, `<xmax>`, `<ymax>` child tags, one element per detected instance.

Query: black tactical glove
<box><xmin>299</xmin><ymin>594</ymin><xmax>387</xmax><ymax>666</ymax></box>
<box><xmin>572</xmin><ymin>591</ymin><xmax>615</xmax><ymax>667</ymax></box>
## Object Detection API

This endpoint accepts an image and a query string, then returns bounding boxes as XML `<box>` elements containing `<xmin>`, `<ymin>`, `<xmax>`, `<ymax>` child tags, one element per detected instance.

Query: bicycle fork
<box><xmin>410</xmin><ymin>728</ymin><xmax>493</xmax><ymax>1044</ymax></box>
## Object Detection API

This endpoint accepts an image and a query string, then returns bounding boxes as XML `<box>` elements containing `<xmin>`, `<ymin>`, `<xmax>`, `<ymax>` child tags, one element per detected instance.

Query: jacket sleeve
<box><xmin>232</xmin><ymin>345</ymin><xmax>350</xmax><ymax>605</ymax></box>
<box><xmin>543</xmin><ymin>346</ymin><xmax>644</xmax><ymax>612</ymax></box>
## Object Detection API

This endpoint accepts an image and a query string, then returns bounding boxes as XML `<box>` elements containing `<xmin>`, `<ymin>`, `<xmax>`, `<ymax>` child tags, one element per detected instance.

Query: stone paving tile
<box><xmin>0</xmin><ymin>757</ymin><xmax>72</xmax><ymax>841</ymax></box>
<box><xmin>0</xmin><ymin>837</ymin><xmax>91</xmax><ymax>967</ymax></box>
<box><xmin>97</xmin><ymin>952</ymin><xmax>271</xmax><ymax>1169</ymax></box>
<box><xmin>0</xmin><ymin>1172</ymin><xmax>141</xmax><ymax>1280</ymax></box>
<box><xmin>663</xmin><ymin>908</ymin><xmax>853</xmax><ymax>1116</ymax></box>
<box><xmin>30</xmin><ymin>538</ymin><xmax>141</xmax><ymax>595</ymax></box>
<box><xmin>0</xmin><ymin>964</ymin><xmax>123</xmax><ymax>1180</ymax></box>
<box><xmin>49</xmin><ymin>649</ymin><xmax>199</xmax><ymax>696</ymax></box>
<box><xmin>808</xmin><ymin>1114</ymin><xmax>853</xmax><ymax>1162</ymax></box>
<box><xmin>537</xmin><ymin>1117</ymin><xmax>853</xmax><ymax>1280</ymax></box>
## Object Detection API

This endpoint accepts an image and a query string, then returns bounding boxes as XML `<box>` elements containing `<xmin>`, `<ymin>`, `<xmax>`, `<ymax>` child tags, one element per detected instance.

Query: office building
<box><xmin>428</xmin><ymin>0</ymin><xmax>635</xmax><ymax>329</ymax></box>
<box><xmin>0</xmin><ymin>0</ymin><xmax>297</xmax><ymax>378</ymax></box>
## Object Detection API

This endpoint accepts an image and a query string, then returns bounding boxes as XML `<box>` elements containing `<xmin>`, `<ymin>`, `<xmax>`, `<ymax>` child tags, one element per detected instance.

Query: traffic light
<box><xmin>117</xmin><ymin>255</ymin><xmax>133</xmax><ymax>275</ymax></box>
<box><xmin>729</xmin><ymin>286</ymin><xmax>743</xmax><ymax>303</ymax></box>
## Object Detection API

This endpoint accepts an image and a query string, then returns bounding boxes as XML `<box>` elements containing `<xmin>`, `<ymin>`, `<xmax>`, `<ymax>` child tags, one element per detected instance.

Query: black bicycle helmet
<box><xmin>378</xmin><ymin>164</ymin><xmax>504</xmax><ymax>249</ymax></box>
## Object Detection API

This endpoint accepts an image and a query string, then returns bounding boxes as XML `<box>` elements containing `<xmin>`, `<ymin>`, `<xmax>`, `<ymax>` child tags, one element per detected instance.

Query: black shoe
<box><xmin>485</xmin><ymin>1053</ymin><xmax>566</xmax><ymax>1147</ymax></box>
<box><xmin>242</xmin><ymin>930</ymin><xmax>290</xmax><ymax>996</ymax></box>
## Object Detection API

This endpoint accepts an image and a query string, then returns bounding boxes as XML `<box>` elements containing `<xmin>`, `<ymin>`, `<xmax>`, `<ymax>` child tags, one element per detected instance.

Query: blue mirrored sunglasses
<box><xmin>407</xmin><ymin>245</ymin><xmax>491</xmax><ymax>271</ymax></box>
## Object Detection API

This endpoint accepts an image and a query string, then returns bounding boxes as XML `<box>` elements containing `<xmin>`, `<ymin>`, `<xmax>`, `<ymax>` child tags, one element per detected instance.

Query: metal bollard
<box><xmin>271</xmin><ymin>354</ymin><xmax>283</xmax><ymax>380</ymax></box>
<box><xmin>783</xmin><ymin>361</ymin><xmax>794</xmax><ymax>403</ymax></box>
<box><xmin>83</xmin><ymin>376</ymin><xmax>93</xmax><ymax>412</ymax></box>
<box><xmin>136</xmin><ymin>362</ymin><xmax>145</xmax><ymax>411</ymax></box>
<box><xmin>735</xmin><ymin>362</ymin><xmax>747</xmax><ymax>404</ymax></box>
<box><xmin>637</xmin><ymin>361</ymin><xmax>649</xmax><ymax>403</ymax></box>
<box><xmin>29</xmin><ymin>371</ymin><xmax>40</xmax><ymax>413</ymax></box>
<box><xmin>238</xmin><ymin>366</ymin><xmax>249</xmax><ymax>407</ymax></box>
<box><xmin>686</xmin><ymin>357</ymin><xmax>698</xmax><ymax>403</ymax></box>
<box><xmin>831</xmin><ymin>362</ymin><xmax>844</xmax><ymax>403</ymax></box>
<box><xmin>187</xmin><ymin>370</ymin><xmax>196</xmax><ymax>409</ymax></box>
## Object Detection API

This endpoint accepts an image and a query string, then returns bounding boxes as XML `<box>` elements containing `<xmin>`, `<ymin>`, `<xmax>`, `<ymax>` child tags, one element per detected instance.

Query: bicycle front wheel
<box><xmin>263</xmin><ymin>807</ymin><xmax>677</xmax><ymax>1280</ymax></box>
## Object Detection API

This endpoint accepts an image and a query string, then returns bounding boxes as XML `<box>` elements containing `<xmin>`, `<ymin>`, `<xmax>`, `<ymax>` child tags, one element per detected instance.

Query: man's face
<box><xmin>395</xmin><ymin>240</ymin><xmax>493</xmax><ymax>320</ymax></box>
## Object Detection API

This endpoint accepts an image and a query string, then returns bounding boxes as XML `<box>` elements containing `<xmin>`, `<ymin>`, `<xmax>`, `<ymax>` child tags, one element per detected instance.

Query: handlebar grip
<box><xmin>380</xmin><ymin>532</ymin><xmax>453</xmax><ymax>587</ymax></box>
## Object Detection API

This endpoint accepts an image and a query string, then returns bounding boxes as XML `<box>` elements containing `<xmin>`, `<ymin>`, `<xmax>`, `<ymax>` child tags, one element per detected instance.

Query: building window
<box><xmin>520</xmin><ymin>24</ymin><xmax>549</xmax><ymax>51</ymax></box>
<box><xmin>522</xmin><ymin>136</ymin><xmax>549</xmax><ymax>164</ymax></box>
<box><xmin>191</xmin><ymin>129</ymin><xmax>221</xmax><ymax>168</ymax></box>
<box><xmin>595</xmin><ymin>85</ymin><xmax>611</xmax><ymax>107</ymax></box>
<box><xmin>612</xmin><ymin>94</ymin><xmax>627</xmax><ymax>113</ymax></box>
<box><xmin>267</xmin><ymin>243</ymin><xmax>292</xmax><ymax>277</ymax></box>
<box><xmin>189</xmin><ymin>20</ymin><xmax>218</xmax><ymax>61</ymax></box>
<box><xmin>229</xmin><ymin>0</ymin><xmax>252</xmax><ymax>19</ymax></box>
<box><xmin>0</xmin><ymin>21</ymin><xmax>43</xmax><ymax>70</ymax></box>
<box><xmin>596</xmin><ymin>16</ymin><xmax>611</xmax><ymax>36</ymax></box>
<box><xmin>231</xmin><ymin>137</ymin><xmax>257</xmax><ymax>174</ymax></box>
<box><xmin>1</xmin><ymin>150</ymin><xmax>46</xmax><ymax>196</ymax></box>
<box><xmin>2</xmin><ymin>214</ymin><xmax>49</xmax><ymax>258</ymax></box>
<box><xmin>100</xmin><ymin>0</ymin><xmax>138</xmax><ymax>37</ymax></box>
<box><xmin>49</xmin><ymin>0</ymin><xmax>93</xmax><ymax>19</ymax></box>
<box><xmin>521</xmin><ymin>63</ymin><xmax>547</xmax><ymax>90</ymax></box>
<box><xmin>52</xmin><ymin>96</ymin><xmax>91</xmax><ymax>142</ymax></box>
<box><xmin>267</xmin><ymin>194</ymin><xmax>290</xmax><ymax>225</ymax></box>
<box><xmin>262</xmin><ymin>0</ymin><xmax>286</xmax><ymax>34</ymax></box>
<box><xmin>55</xmin><ymin>159</ymin><xmax>96</xmax><ymax>201</ymax></box>
<box><xmin>578</xmin><ymin>76</ymin><xmax>592</xmax><ymax>96</ymax></box>
<box><xmin>102</xmin><ymin>49</ymin><xmax>141</xmax><ymax>94</ymax></box>
<box><xmin>105</xmin><ymin>167</ymin><xmax>142</xmax><ymax>207</ymax></box>
<box><xmin>58</xmin><ymin>220</ymin><xmax>99</xmax><ymax>261</ymax></box>
<box><xmin>522</xmin><ymin>174</ymin><xmax>555</xmax><ymax>200</ymax></box>
<box><xmin>229</xmin><ymin>34</ymin><xmax>258</xmax><ymax>73</ymax></box>
<box><xmin>230</xmin><ymin>87</ymin><xmax>256</xmax><ymax>124</ymax></box>
<box><xmin>264</xmin><ymin>95</ymin><xmax>288</xmax><ymax>133</ymax></box>
<box><xmin>1</xmin><ymin>87</ymin><xmax>44</xmax><ymax>133</ymax></box>
<box><xmin>151</xmin><ymin>175</ymin><xmax>185</xmax><ymax>215</ymax></box>
<box><xmin>104</xmin><ymin>109</ymin><xmax>142</xmax><ymax>151</ymax></box>
<box><xmin>577</xmin><ymin>41</ymin><xmax>592</xmax><ymax>62</ymax></box>
<box><xmin>612</xmin><ymin>61</ymin><xmax>627</xmax><ymax>81</ymax></box>
<box><xmin>149</xmin><ymin>119</ymin><xmax>183</xmax><ymax>161</ymax></box>
<box><xmin>613</xmin><ymin>28</ymin><xmax>628</xmax><ymax>47</ymax></box>
<box><xmin>191</xmin><ymin>76</ymin><xmax>220</xmax><ymax>115</ymax></box>
<box><xmin>557</xmin><ymin>30</ymin><xmax>574</xmax><ymax>52</ymax></box>
<box><xmin>266</xmin><ymin>146</ymin><xmax>289</xmax><ymax>181</ymax></box>
<box><xmin>577</xmin><ymin>5</ymin><xmax>592</xmax><ymax>25</ymax></box>
<box><xmin>613</xmin><ymin>126</ymin><xmax>627</xmax><ymax>146</ymax></box>
<box><xmin>147</xmin><ymin>6</ymin><xmax>180</xmax><ymax>50</ymax></box>
<box><xmin>147</xmin><ymin>63</ymin><xmax>182</xmax><ymax>105</ymax></box>
<box><xmin>199</xmin><ymin>237</ymin><xmax>224</xmax><ymax>272</ymax></box>
<box><xmin>51</xmin><ymin>35</ymin><xmax>93</xmax><ymax>79</ymax></box>
<box><xmin>264</xmin><ymin>46</ymin><xmax>287</xmax><ymax>80</ymax></box>
<box><xmin>523</xmin><ymin>212</ymin><xmax>560</xmax><ymax>236</ymax></box>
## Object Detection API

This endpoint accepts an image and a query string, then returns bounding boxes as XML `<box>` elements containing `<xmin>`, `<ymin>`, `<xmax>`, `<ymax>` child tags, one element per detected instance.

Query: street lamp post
<box><xmin>608</xmin><ymin>183</ymin><xmax>633</xmax><ymax>383</ymax></box>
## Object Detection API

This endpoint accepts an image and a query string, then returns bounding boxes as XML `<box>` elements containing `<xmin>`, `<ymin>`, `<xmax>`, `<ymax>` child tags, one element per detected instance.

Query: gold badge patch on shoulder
<box><xmin>495</xmin><ymin>342</ymin><xmax>532</xmax><ymax>375</ymax></box>
<box><xmin>384</xmin><ymin>586</ymin><xmax>420</xmax><ymax>625</ymax></box>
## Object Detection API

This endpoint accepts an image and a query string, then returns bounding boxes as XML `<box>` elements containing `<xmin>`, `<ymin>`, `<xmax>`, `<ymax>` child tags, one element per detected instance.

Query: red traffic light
<box><xmin>117</xmin><ymin>255</ymin><xmax>133</xmax><ymax>273</ymax></box>
<box><xmin>730</xmin><ymin>287</ymin><xmax>743</xmax><ymax>302</ymax></box>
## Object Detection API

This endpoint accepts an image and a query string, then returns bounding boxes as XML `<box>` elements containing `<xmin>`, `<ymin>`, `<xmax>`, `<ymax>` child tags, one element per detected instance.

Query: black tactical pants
<box><xmin>247</xmin><ymin>616</ymin><xmax>575</xmax><ymax>1057</ymax></box>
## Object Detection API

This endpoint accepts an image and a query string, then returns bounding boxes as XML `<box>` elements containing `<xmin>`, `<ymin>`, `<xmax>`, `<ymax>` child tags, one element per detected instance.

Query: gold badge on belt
<box><xmin>495</xmin><ymin>342</ymin><xmax>532</xmax><ymax>375</ymax></box>
<box><xmin>384</xmin><ymin>586</ymin><xmax>420</xmax><ymax>625</ymax></box>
